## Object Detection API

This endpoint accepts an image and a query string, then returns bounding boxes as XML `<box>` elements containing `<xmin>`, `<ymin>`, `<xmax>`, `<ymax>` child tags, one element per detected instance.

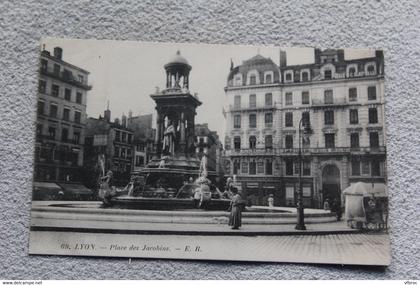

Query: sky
<box><xmin>41</xmin><ymin>38</ymin><xmax>375</xmax><ymax>140</ymax></box>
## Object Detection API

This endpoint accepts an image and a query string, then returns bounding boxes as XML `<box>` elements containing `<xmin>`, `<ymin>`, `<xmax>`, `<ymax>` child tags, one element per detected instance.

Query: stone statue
<box><xmin>199</xmin><ymin>153</ymin><xmax>208</xmax><ymax>179</ymax></box>
<box><xmin>162</xmin><ymin>120</ymin><xmax>176</xmax><ymax>155</ymax></box>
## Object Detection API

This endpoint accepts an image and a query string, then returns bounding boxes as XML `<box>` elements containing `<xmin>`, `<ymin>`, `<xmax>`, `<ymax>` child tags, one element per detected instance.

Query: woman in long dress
<box><xmin>228</xmin><ymin>187</ymin><xmax>242</xmax><ymax>230</ymax></box>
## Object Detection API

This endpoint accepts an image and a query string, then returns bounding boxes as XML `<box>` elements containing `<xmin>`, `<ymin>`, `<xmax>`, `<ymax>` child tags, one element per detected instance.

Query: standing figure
<box><xmin>228</xmin><ymin>187</ymin><xmax>243</xmax><ymax>230</ymax></box>
<box><xmin>98</xmin><ymin>170</ymin><xmax>115</xmax><ymax>205</ymax></box>
<box><xmin>332</xmin><ymin>198</ymin><xmax>342</xmax><ymax>221</ymax></box>
<box><xmin>268</xmin><ymin>194</ymin><xmax>274</xmax><ymax>208</ymax></box>
<box><xmin>199</xmin><ymin>153</ymin><xmax>208</xmax><ymax>178</ymax></box>
<box><xmin>163</xmin><ymin>120</ymin><xmax>176</xmax><ymax>155</ymax></box>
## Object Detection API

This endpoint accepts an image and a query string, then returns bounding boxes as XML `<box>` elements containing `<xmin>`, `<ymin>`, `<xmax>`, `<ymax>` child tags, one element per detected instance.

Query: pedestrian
<box><xmin>228</xmin><ymin>187</ymin><xmax>243</xmax><ymax>230</ymax></box>
<box><xmin>332</xmin><ymin>198</ymin><xmax>342</xmax><ymax>221</ymax></box>
<box><xmin>323</xmin><ymin>198</ymin><xmax>330</xmax><ymax>211</ymax></box>
<box><xmin>268</xmin><ymin>194</ymin><xmax>274</xmax><ymax>208</ymax></box>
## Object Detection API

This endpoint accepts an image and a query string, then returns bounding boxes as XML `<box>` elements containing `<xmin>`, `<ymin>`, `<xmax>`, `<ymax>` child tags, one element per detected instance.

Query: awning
<box><xmin>33</xmin><ymin>182</ymin><xmax>62</xmax><ymax>192</ymax></box>
<box><xmin>58</xmin><ymin>183</ymin><xmax>93</xmax><ymax>196</ymax></box>
<box><xmin>343</xmin><ymin>182</ymin><xmax>388</xmax><ymax>197</ymax></box>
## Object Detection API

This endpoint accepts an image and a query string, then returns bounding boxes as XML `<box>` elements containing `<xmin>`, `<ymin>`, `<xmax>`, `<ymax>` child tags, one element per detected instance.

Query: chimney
<box><xmin>122</xmin><ymin>113</ymin><xmax>127</xmax><ymax>128</ymax></box>
<box><xmin>53</xmin><ymin>47</ymin><xmax>63</xmax><ymax>60</ymax></box>
<box><xmin>279</xmin><ymin>50</ymin><xmax>287</xmax><ymax>67</ymax></box>
<box><xmin>114</xmin><ymin>118</ymin><xmax>120</xmax><ymax>125</ymax></box>
<box><xmin>314</xmin><ymin>48</ymin><xmax>321</xmax><ymax>64</ymax></box>
<box><xmin>128</xmin><ymin>110</ymin><xmax>133</xmax><ymax>119</ymax></box>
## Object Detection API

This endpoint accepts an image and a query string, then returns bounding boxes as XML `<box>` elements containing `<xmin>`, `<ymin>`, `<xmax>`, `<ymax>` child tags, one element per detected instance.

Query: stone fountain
<box><xmin>109</xmin><ymin>51</ymin><xmax>230</xmax><ymax>210</ymax></box>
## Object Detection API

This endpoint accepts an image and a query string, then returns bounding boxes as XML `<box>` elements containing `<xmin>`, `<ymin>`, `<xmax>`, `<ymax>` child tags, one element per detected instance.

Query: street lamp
<box><xmin>295</xmin><ymin>117</ymin><xmax>313</xmax><ymax>230</ymax></box>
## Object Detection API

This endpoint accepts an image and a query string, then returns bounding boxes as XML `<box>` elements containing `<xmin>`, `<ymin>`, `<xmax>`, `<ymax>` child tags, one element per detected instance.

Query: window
<box><xmin>249</xmin><ymin>94</ymin><xmax>256</xmax><ymax>108</ymax></box>
<box><xmin>49</xmin><ymin>104</ymin><xmax>58</xmax><ymax>118</ymax></box>
<box><xmin>61</xmin><ymin>128</ymin><xmax>68</xmax><ymax>142</ymax></box>
<box><xmin>371</xmin><ymin>161</ymin><xmax>381</xmax><ymax>176</ymax></box>
<box><xmin>324</xmin><ymin>69</ymin><xmax>332</xmax><ymax>79</ymax></box>
<box><xmin>76</xmin><ymin>92</ymin><xmax>83</xmax><ymax>104</ymax></box>
<box><xmin>249</xmin><ymin>160</ymin><xmax>256</xmax><ymax>175</ymax></box>
<box><xmin>265</xmin><ymin>93</ymin><xmax>272</xmax><ymax>106</ymax></box>
<box><xmin>370</xmin><ymin>132</ymin><xmax>379</xmax><ymax>147</ymax></box>
<box><xmin>78</xmin><ymin>74</ymin><xmax>84</xmax><ymax>83</ymax></box>
<box><xmin>324</xmin><ymin>110</ymin><xmax>334</xmax><ymax>125</ymax></box>
<box><xmin>64</xmin><ymin>88</ymin><xmax>71</xmax><ymax>101</ymax></box>
<box><xmin>285</xmin><ymin>135</ymin><xmax>293</xmax><ymax>149</ymax></box>
<box><xmin>233</xmin><ymin>114</ymin><xmax>241</xmax><ymax>128</ymax></box>
<box><xmin>40</xmin><ymin>59</ymin><xmax>48</xmax><ymax>71</ymax></box>
<box><xmin>351</xmin><ymin>160</ymin><xmax>361</xmax><ymax>176</ymax></box>
<box><xmin>38</xmin><ymin>80</ymin><xmax>46</xmax><ymax>93</ymax></box>
<box><xmin>234</xmin><ymin>136</ymin><xmax>241</xmax><ymax>150</ymax></box>
<box><xmin>367</xmin><ymin>65</ymin><xmax>375</xmax><ymax>74</ymax></box>
<box><xmin>265</xmin><ymin>135</ymin><xmax>272</xmax><ymax>149</ymax></box>
<box><xmin>128</xmin><ymin>134</ymin><xmax>132</xmax><ymax>144</ymax></box>
<box><xmin>48</xmin><ymin>127</ymin><xmax>56</xmax><ymax>139</ymax></box>
<box><xmin>234</xmin><ymin>76</ymin><xmax>242</xmax><ymax>86</ymax></box>
<box><xmin>36</xmin><ymin>124</ymin><xmax>43</xmax><ymax>137</ymax></box>
<box><xmin>74</xmin><ymin>111</ymin><xmax>81</xmax><ymax>124</ymax></box>
<box><xmin>362</xmin><ymin>161</ymin><xmax>370</xmax><ymax>175</ymax></box>
<box><xmin>285</xmin><ymin>92</ymin><xmax>293</xmax><ymax>105</ymax></box>
<box><xmin>349</xmin><ymin>88</ymin><xmax>357</xmax><ymax>102</ymax></box>
<box><xmin>73</xmin><ymin>131</ymin><xmax>80</xmax><ymax>144</ymax></box>
<box><xmin>325</xmin><ymin>134</ymin><xmax>335</xmax><ymax>148</ymax></box>
<box><xmin>369</xmin><ymin>108</ymin><xmax>378</xmax><ymax>124</ymax></box>
<box><xmin>324</xmin><ymin>89</ymin><xmax>333</xmax><ymax>104</ymax></box>
<box><xmin>303</xmin><ymin>160</ymin><xmax>311</xmax><ymax>176</ymax></box>
<box><xmin>233</xmin><ymin>160</ymin><xmax>240</xmax><ymax>174</ymax></box>
<box><xmin>301</xmin><ymin>91</ymin><xmax>309</xmax><ymax>104</ymax></box>
<box><xmin>135</xmin><ymin>156</ymin><xmax>145</xmax><ymax>167</ymax></box>
<box><xmin>285</xmin><ymin>73</ymin><xmax>292</xmax><ymax>81</ymax></box>
<box><xmin>285</xmin><ymin>112</ymin><xmax>293</xmax><ymax>127</ymax></box>
<box><xmin>37</xmin><ymin>101</ymin><xmax>45</xmax><ymax>115</ymax></box>
<box><xmin>302</xmin><ymin>111</ymin><xmax>310</xmax><ymax>126</ymax></box>
<box><xmin>53</xmin><ymin>64</ymin><xmax>60</xmax><ymax>75</ymax></box>
<box><xmin>265</xmin><ymin>113</ymin><xmax>273</xmax><ymax>126</ymax></box>
<box><xmin>301</xmin><ymin>72</ymin><xmax>309</xmax><ymax>82</ymax></box>
<box><xmin>286</xmin><ymin>186</ymin><xmax>295</xmax><ymax>205</ymax></box>
<box><xmin>241</xmin><ymin>161</ymin><xmax>248</xmax><ymax>174</ymax></box>
<box><xmin>51</xmin><ymin>84</ymin><xmax>59</xmax><ymax>97</ymax></box>
<box><xmin>265</xmin><ymin>74</ymin><xmax>272</xmax><ymax>84</ymax></box>
<box><xmin>249</xmin><ymin>136</ymin><xmax>256</xmax><ymax>149</ymax></box>
<box><xmin>63</xmin><ymin>108</ymin><xmax>70</xmax><ymax>121</ymax></box>
<box><xmin>350</xmin><ymin>133</ymin><xmax>359</xmax><ymax>148</ymax></box>
<box><xmin>121</xmin><ymin>148</ymin><xmax>126</xmax><ymax>159</ymax></box>
<box><xmin>249</xmin><ymin>75</ymin><xmax>256</xmax><ymax>85</ymax></box>
<box><xmin>233</xmin><ymin>95</ymin><xmax>241</xmax><ymax>109</ymax></box>
<box><xmin>348</xmin><ymin>67</ymin><xmax>356</xmax><ymax>77</ymax></box>
<box><xmin>285</xmin><ymin>159</ymin><xmax>294</xmax><ymax>175</ymax></box>
<box><xmin>114</xmin><ymin>147</ymin><xmax>120</xmax><ymax>158</ymax></box>
<box><xmin>350</xmin><ymin>109</ymin><xmax>359</xmax><ymax>124</ymax></box>
<box><xmin>368</xmin><ymin>86</ymin><xmax>377</xmax><ymax>100</ymax></box>
<box><xmin>302</xmin><ymin>136</ymin><xmax>310</xmax><ymax>148</ymax></box>
<box><xmin>265</xmin><ymin>159</ymin><xmax>273</xmax><ymax>175</ymax></box>
<box><xmin>122</xmin><ymin>132</ymin><xmax>127</xmax><ymax>143</ymax></box>
<box><xmin>249</xmin><ymin>114</ymin><xmax>256</xmax><ymax>128</ymax></box>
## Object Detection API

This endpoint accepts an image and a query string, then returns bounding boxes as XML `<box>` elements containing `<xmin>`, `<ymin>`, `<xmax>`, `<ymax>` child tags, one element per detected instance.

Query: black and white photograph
<box><xmin>28</xmin><ymin>38</ymin><xmax>390</xmax><ymax>265</ymax></box>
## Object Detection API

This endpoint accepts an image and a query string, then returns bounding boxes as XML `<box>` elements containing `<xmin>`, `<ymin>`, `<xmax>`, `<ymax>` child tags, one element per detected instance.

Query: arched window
<box><xmin>249</xmin><ymin>136</ymin><xmax>257</xmax><ymax>149</ymax></box>
<box><xmin>348</xmin><ymin>67</ymin><xmax>356</xmax><ymax>77</ymax></box>
<box><xmin>249</xmin><ymin>74</ymin><xmax>256</xmax><ymax>85</ymax></box>
<box><xmin>301</xmin><ymin>72</ymin><xmax>309</xmax><ymax>82</ymax></box>
<box><xmin>324</xmin><ymin>69</ymin><xmax>332</xmax><ymax>79</ymax></box>
<box><xmin>233</xmin><ymin>160</ymin><xmax>240</xmax><ymax>174</ymax></box>
<box><xmin>367</xmin><ymin>65</ymin><xmax>375</xmax><ymax>74</ymax></box>
<box><xmin>265</xmin><ymin>74</ymin><xmax>272</xmax><ymax>84</ymax></box>
<box><xmin>249</xmin><ymin>160</ymin><xmax>256</xmax><ymax>175</ymax></box>
<box><xmin>285</xmin><ymin>73</ymin><xmax>292</xmax><ymax>82</ymax></box>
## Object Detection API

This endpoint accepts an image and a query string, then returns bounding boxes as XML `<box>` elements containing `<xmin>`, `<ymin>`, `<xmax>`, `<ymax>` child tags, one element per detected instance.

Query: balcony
<box><xmin>228</xmin><ymin>103</ymin><xmax>276</xmax><ymax>112</ymax></box>
<box><xmin>223</xmin><ymin>146</ymin><xmax>386</xmax><ymax>157</ymax></box>
<box><xmin>311</xmin><ymin>97</ymin><xmax>359</xmax><ymax>108</ymax></box>
<box><xmin>40</xmin><ymin>67</ymin><xmax>92</xmax><ymax>90</ymax></box>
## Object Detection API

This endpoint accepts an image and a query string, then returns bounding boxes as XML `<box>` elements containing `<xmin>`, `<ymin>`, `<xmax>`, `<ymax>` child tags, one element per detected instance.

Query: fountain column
<box><xmin>179</xmin><ymin>112</ymin><xmax>186</xmax><ymax>154</ymax></box>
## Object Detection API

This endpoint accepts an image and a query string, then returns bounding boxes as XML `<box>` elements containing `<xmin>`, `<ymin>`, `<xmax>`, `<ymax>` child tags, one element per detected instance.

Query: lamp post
<box><xmin>295</xmin><ymin>117</ymin><xmax>312</xmax><ymax>230</ymax></box>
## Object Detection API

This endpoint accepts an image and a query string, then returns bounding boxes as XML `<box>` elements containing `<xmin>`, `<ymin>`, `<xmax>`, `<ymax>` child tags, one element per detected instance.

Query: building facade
<box><xmin>84</xmin><ymin>109</ymin><xmax>134</xmax><ymax>187</ymax></box>
<box><xmin>223</xmin><ymin>49</ymin><xmax>386</xmax><ymax>208</ymax></box>
<box><xmin>127</xmin><ymin>113</ymin><xmax>155</xmax><ymax>172</ymax></box>
<box><xmin>195</xmin><ymin>123</ymin><xmax>224</xmax><ymax>182</ymax></box>
<box><xmin>34</xmin><ymin>47</ymin><xmax>91</xmax><ymax>182</ymax></box>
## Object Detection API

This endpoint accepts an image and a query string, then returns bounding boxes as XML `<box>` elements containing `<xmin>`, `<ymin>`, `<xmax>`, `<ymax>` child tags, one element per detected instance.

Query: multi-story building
<box><xmin>195</xmin><ymin>123</ymin><xmax>224</xmax><ymax>184</ymax></box>
<box><xmin>223</xmin><ymin>49</ymin><xmax>386</xmax><ymax>208</ymax></box>
<box><xmin>127</xmin><ymin>112</ymin><xmax>155</xmax><ymax>172</ymax></box>
<box><xmin>34</xmin><ymin>47</ymin><xmax>91</xmax><ymax>183</ymax></box>
<box><xmin>84</xmin><ymin>108</ymin><xmax>134</xmax><ymax>187</ymax></box>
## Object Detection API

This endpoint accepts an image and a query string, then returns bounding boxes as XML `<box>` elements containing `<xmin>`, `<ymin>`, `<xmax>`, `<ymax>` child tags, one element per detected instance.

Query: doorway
<box><xmin>322</xmin><ymin>164</ymin><xmax>341</xmax><ymax>204</ymax></box>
